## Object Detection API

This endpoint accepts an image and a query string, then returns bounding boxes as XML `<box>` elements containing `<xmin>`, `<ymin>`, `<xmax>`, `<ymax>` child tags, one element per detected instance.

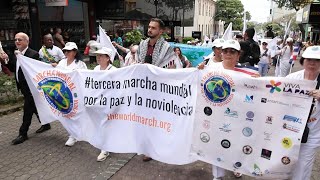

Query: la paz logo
<box><xmin>37</xmin><ymin>76</ymin><xmax>78</xmax><ymax>118</ymax></box>
<box><xmin>266</xmin><ymin>80</ymin><xmax>281</xmax><ymax>93</ymax></box>
<box><xmin>201</xmin><ymin>72</ymin><xmax>235</xmax><ymax>106</ymax></box>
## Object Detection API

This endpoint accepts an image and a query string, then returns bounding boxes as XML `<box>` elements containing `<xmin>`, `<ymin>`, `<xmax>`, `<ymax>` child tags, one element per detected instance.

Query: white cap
<box><xmin>302</xmin><ymin>46</ymin><xmax>320</xmax><ymax>59</ymax></box>
<box><xmin>212</xmin><ymin>39</ymin><xmax>225</xmax><ymax>48</ymax></box>
<box><xmin>286</xmin><ymin>37</ymin><xmax>293</xmax><ymax>42</ymax></box>
<box><xmin>93</xmin><ymin>47</ymin><xmax>114</xmax><ymax>61</ymax></box>
<box><xmin>62</xmin><ymin>42</ymin><xmax>78</xmax><ymax>51</ymax></box>
<box><xmin>187</xmin><ymin>41</ymin><xmax>191</xmax><ymax>44</ymax></box>
<box><xmin>222</xmin><ymin>40</ymin><xmax>241</xmax><ymax>51</ymax></box>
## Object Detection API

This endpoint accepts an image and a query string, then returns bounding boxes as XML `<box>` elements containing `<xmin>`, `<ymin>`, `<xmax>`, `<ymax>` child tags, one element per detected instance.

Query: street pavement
<box><xmin>1</xmin><ymin>62</ymin><xmax>320</xmax><ymax>180</ymax></box>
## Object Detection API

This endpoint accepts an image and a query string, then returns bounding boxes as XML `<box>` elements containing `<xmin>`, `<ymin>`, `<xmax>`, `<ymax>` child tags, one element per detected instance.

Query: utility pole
<box><xmin>154</xmin><ymin>0</ymin><xmax>159</xmax><ymax>17</ymax></box>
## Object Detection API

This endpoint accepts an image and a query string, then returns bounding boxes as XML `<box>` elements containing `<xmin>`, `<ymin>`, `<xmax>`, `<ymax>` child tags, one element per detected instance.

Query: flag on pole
<box><xmin>98</xmin><ymin>25</ymin><xmax>118</xmax><ymax>62</ymax></box>
<box><xmin>289</xmin><ymin>46</ymin><xmax>300</xmax><ymax>64</ymax></box>
<box><xmin>222</xmin><ymin>23</ymin><xmax>233</xmax><ymax>40</ymax></box>
<box><xmin>242</xmin><ymin>11</ymin><xmax>247</xmax><ymax>34</ymax></box>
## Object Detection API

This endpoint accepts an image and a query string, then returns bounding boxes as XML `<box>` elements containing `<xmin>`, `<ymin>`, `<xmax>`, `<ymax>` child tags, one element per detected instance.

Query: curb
<box><xmin>0</xmin><ymin>104</ymin><xmax>23</xmax><ymax>116</ymax></box>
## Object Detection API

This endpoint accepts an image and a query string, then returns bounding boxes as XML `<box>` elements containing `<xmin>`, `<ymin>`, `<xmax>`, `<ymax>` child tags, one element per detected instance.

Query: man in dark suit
<box><xmin>10</xmin><ymin>32</ymin><xmax>51</xmax><ymax>145</ymax></box>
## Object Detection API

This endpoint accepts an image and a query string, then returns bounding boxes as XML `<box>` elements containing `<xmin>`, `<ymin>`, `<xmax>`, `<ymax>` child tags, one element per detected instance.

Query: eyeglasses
<box><xmin>14</xmin><ymin>38</ymin><xmax>24</xmax><ymax>42</ymax></box>
<box><xmin>222</xmin><ymin>48</ymin><xmax>238</xmax><ymax>55</ymax></box>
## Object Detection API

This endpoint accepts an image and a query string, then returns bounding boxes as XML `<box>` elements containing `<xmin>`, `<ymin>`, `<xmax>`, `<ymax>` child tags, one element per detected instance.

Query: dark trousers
<box><xmin>19</xmin><ymin>95</ymin><xmax>40</xmax><ymax>136</ymax></box>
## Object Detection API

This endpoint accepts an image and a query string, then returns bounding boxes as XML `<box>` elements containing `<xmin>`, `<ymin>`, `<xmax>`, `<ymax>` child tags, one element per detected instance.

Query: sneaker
<box><xmin>65</xmin><ymin>137</ymin><xmax>77</xmax><ymax>147</ymax></box>
<box><xmin>97</xmin><ymin>151</ymin><xmax>109</xmax><ymax>162</ymax></box>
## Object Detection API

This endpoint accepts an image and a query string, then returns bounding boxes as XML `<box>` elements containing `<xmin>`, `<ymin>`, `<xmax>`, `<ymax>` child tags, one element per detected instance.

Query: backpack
<box><xmin>247</xmin><ymin>42</ymin><xmax>261</xmax><ymax>66</ymax></box>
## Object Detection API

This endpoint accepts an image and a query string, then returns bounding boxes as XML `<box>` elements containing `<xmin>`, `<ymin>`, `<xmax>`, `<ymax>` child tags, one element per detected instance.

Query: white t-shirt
<box><xmin>58</xmin><ymin>58</ymin><xmax>87</xmax><ymax>70</ymax></box>
<box><xmin>259</xmin><ymin>48</ymin><xmax>271</xmax><ymax>64</ymax></box>
<box><xmin>287</xmin><ymin>70</ymin><xmax>320</xmax><ymax>146</ymax></box>
<box><xmin>39</xmin><ymin>45</ymin><xmax>65</xmax><ymax>63</ymax></box>
<box><xmin>93</xmin><ymin>64</ymin><xmax>116</xmax><ymax>71</ymax></box>
<box><xmin>281</xmin><ymin>45</ymin><xmax>292</xmax><ymax>61</ymax></box>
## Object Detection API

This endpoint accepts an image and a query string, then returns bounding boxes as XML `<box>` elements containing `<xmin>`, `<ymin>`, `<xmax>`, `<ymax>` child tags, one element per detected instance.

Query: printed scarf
<box><xmin>41</xmin><ymin>46</ymin><xmax>56</xmax><ymax>63</ymax></box>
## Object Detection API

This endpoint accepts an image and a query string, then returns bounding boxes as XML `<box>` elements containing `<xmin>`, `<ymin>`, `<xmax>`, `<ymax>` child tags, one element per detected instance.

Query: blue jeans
<box><xmin>258</xmin><ymin>62</ymin><xmax>269</xmax><ymax>77</ymax></box>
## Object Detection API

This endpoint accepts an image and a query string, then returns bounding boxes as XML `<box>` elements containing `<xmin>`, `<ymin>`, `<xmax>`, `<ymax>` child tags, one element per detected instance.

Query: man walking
<box><xmin>136</xmin><ymin>18</ymin><xmax>181</xmax><ymax>68</ymax></box>
<box><xmin>9</xmin><ymin>32</ymin><xmax>46</xmax><ymax>145</ymax></box>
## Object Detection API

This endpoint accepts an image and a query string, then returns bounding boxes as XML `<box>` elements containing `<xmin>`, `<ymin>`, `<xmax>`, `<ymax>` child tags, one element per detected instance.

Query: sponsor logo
<box><xmin>261</xmin><ymin>148</ymin><xmax>272</xmax><ymax>160</ymax></box>
<box><xmin>244</xmin><ymin>83</ymin><xmax>258</xmax><ymax>90</ymax></box>
<box><xmin>261</xmin><ymin>98</ymin><xmax>289</xmax><ymax>106</ymax></box>
<box><xmin>264</xmin><ymin>132</ymin><xmax>272</xmax><ymax>141</ymax></box>
<box><xmin>201</xmin><ymin>72</ymin><xmax>235</xmax><ymax>107</ymax></box>
<box><xmin>283</xmin><ymin>123</ymin><xmax>300</xmax><ymax>133</ymax></box>
<box><xmin>246</xmin><ymin>111</ymin><xmax>254</xmax><ymax>121</ymax></box>
<box><xmin>282</xmin><ymin>156</ymin><xmax>291</xmax><ymax>165</ymax></box>
<box><xmin>233</xmin><ymin>162</ymin><xmax>242</xmax><ymax>169</ymax></box>
<box><xmin>200</xmin><ymin>132</ymin><xmax>210</xmax><ymax>143</ymax></box>
<box><xmin>283</xmin><ymin>115</ymin><xmax>302</xmax><ymax>124</ymax></box>
<box><xmin>217</xmin><ymin>157</ymin><xmax>223</xmax><ymax>162</ymax></box>
<box><xmin>219</xmin><ymin>123</ymin><xmax>231</xmax><ymax>133</ymax></box>
<box><xmin>203</xmin><ymin>106</ymin><xmax>212</xmax><ymax>116</ymax></box>
<box><xmin>202</xmin><ymin>120</ymin><xmax>210</xmax><ymax>130</ymax></box>
<box><xmin>252</xmin><ymin>164</ymin><xmax>263</xmax><ymax>176</ymax></box>
<box><xmin>242</xmin><ymin>127</ymin><xmax>253</xmax><ymax>137</ymax></box>
<box><xmin>282</xmin><ymin>137</ymin><xmax>293</xmax><ymax>149</ymax></box>
<box><xmin>224</xmin><ymin>107</ymin><xmax>238</xmax><ymax>118</ymax></box>
<box><xmin>244</xmin><ymin>95</ymin><xmax>254</xmax><ymax>103</ymax></box>
<box><xmin>221</xmin><ymin>139</ymin><xmax>231</xmax><ymax>148</ymax></box>
<box><xmin>266</xmin><ymin>80</ymin><xmax>282</xmax><ymax>93</ymax></box>
<box><xmin>37</xmin><ymin>76</ymin><xmax>78</xmax><ymax>119</ymax></box>
<box><xmin>265</xmin><ymin>116</ymin><xmax>273</xmax><ymax>124</ymax></box>
<box><xmin>243</xmin><ymin>145</ymin><xmax>253</xmax><ymax>155</ymax></box>
<box><xmin>283</xmin><ymin>83</ymin><xmax>310</xmax><ymax>99</ymax></box>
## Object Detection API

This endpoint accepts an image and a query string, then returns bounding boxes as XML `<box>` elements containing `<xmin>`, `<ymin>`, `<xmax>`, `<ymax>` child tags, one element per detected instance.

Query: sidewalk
<box><xmin>1</xmin><ymin>62</ymin><xmax>320</xmax><ymax>180</ymax></box>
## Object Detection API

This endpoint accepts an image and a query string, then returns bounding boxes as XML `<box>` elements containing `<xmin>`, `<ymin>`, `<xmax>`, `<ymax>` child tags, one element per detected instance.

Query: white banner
<box><xmin>18</xmin><ymin>55</ymin><xmax>316</xmax><ymax>178</ymax></box>
<box><xmin>191</xmin><ymin>68</ymin><xmax>315</xmax><ymax>179</ymax></box>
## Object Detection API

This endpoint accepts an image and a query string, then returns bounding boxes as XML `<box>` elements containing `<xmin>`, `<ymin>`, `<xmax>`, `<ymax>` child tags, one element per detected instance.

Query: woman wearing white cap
<box><xmin>93</xmin><ymin>47</ymin><xmax>116</xmax><ymax>161</ymax></box>
<box><xmin>56</xmin><ymin>42</ymin><xmax>87</xmax><ymax>147</ymax></box>
<box><xmin>278</xmin><ymin>37</ymin><xmax>294</xmax><ymax>77</ymax></box>
<box><xmin>198</xmin><ymin>39</ymin><xmax>224</xmax><ymax>69</ymax></box>
<box><xmin>287</xmin><ymin>46</ymin><xmax>320</xmax><ymax>180</ymax></box>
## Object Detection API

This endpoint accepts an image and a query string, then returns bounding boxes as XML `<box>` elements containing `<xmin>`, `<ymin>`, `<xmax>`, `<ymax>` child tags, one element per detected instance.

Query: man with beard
<box><xmin>136</xmin><ymin>18</ymin><xmax>181</xmax><ymax>69</ymax></box>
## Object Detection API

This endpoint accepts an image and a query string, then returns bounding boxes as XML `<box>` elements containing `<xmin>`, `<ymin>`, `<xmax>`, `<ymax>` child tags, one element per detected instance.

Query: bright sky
<box><xmin>241</xmin><ymin>0</ymin><xmax>271</xmax><ymax>23</ymax></box>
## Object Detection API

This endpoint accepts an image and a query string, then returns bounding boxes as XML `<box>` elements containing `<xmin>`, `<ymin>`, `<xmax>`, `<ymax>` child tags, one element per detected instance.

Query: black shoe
<box><xmin>36</xmin><ymin>124</ymin><xmax>51</xmax><ymax>133</ymax></box>
<box><xmin>11</xmin><ymin>135</ymin><xmax>28</xmax><ymax>145</ymax></box>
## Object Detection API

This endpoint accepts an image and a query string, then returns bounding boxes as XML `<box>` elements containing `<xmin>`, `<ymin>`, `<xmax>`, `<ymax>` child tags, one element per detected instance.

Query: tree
<box><xmin>246</xmin><ymin>11</ymin><xmax>251</xmax><ymax>21</ymax></box>
<box><xmin>272</xmin><ymin>0</ymin><xmax>313</xmax><ymax>39</ymax></box>
<box><xmin>215</xmin><ymin>0</ymin><xmax>245</xmax><ymax>30</ymax></box>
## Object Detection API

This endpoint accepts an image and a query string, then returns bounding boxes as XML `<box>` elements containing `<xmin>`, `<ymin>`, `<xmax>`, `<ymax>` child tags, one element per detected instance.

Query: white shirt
<box><xmin>287</xmin><ymin>70</ymin><xmax>320</xmax><ymax>146</ymax></box>
<box><xmin>259</xmin><ymin>48</ymin><xmax>271</xmax><ymax>64</ymax></box>
<box><xmin>39</xmin><ymin>45</ymin><xmax>65</xmax><ymax>63</ymax></box>
<box><xmin>58</xmin><ymin>58</ymin><xmax>87</xmax><ymax>70</ymax></box>
<box><xmin>21</xmin><ymin>47</ymin><xmax>28</xmax><ymax>55</ymax></box>
<box><xmin>93</xmin><ymin>64</ymin><xmax>116</xmax><ymax>71</ymax></box>
<box><xmin>124</xmin><ymin>52</ymin><xmax>137</xmax><ymax>67</ymax></box>
<box><xmin>281</xmin><ymin>45</ymin><xmax>292</xmax><ymax>61</ymax></box>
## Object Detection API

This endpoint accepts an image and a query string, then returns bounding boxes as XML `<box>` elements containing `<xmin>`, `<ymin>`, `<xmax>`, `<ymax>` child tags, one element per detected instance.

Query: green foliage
<box><xmin>112</xmin><ymin>59</ymin><xmax>121</xmax><ymax>68</ymax></box>
<box><xmin>262</xmin><ymin>22</ymin><xmax>284</xmax><ymax>36</ymax></box>
<box><xmin>272</xmin><ymin>0</ymin><xmax>313</xmax><ymax>11</ymax></box>
<box><xmin>215</xmin><ymin>0</ymin><xmax>245</xmax><ymax>30</ymax></box>
<box><xmin>0</xmin><ymin>73</ymin><xmax>23</xmax><ymax>105</ymax></box>
<box><xmin>162</xmin><ymin>33</ymin><xmax>170</xmax><ymax>40</ymax></box>
<box><xmin>124</xmin><ymin>29</ymin><xmax>144</xmax><ymax>46</ymax></box>
<box><xmin>182</xmin><ymin>37</ymin><xmax>194</xmax><ymax>44</ymax></box>
<box><xmin>245</xmin><ymin>11</ymin><xmax>251</xmax><ymax>21</ymax></box>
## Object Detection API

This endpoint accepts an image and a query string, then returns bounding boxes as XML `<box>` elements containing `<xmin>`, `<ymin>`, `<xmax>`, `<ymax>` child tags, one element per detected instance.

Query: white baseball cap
<box><xmin>286</xmin><ymin>37</ymin><xmax>293</xmax><ymax>42</ymax></box>
<box><xmin>93</xmin><ymin>47</ymin><xmax>115</xmax><ymax>61</ymax></box>
<box><xmin>212</xmin><ymin>39</ymin><xmax>225</xmax><ymax>48</ymax></box>
<box><xmin>62</xmin><ymin>42</ymin><xmax>78</xmax><ymax>51</ymax></box>
<box><xmin>302</xmin><ymin>46</ymin><xmax>320</xmax><ymax>59</ymax></box>
<box><xmin>222</xmin><ymin>40</ymin><xmax>241</xmax><ymax>51</ymax></box>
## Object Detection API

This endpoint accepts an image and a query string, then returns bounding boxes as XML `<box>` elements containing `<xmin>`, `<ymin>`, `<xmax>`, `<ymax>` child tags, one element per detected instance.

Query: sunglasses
<box><xmin>222</xmin><ymin>48</ymin><xmax>238</xmax><ymax>55</ymax></box>
<box><xmin>262</xmin><ymin>43</ymin><xmax>268</xmax><ymax>45</ymax></box>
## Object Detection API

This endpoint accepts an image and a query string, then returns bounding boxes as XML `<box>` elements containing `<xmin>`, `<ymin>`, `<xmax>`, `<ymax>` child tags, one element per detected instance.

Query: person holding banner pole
<box><xmin>278</xmin><ymin>38</ymin><xmax>293</xmax><ymax>77</ymax></box>
<box><xmin>54</xmin><ymin>42</ymin><xmax>87</xmax><ymax>146</ymax></box>
<box><xmin>197</xmin><ymin>39</ymin><xmax>224</xmax><ymax>69</ymax></box>
<box><xmin>92</xmin><ymin>47</ymin><xmax>116</xmax><ymax>161</ymax></box>
<box><xmin>287</xmin><ymin>46</ymin><xmax>320</xmax><ymax>180</ymax></box>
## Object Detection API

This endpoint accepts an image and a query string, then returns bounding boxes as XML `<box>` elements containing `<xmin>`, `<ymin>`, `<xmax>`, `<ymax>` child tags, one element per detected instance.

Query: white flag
<box><xmin>242</xmin><ymin>11</ymin><xmax>247</xmax><ymax>34</ymax></box>
<box><xmin>222</xmin><ymin>23</ymin><xmax>233</xmax><ymax>40</ymax></box>
<box><xmin>98</xmin><ymin>25</ymin><xmax>118</xmax><ymax>62</ymax></box>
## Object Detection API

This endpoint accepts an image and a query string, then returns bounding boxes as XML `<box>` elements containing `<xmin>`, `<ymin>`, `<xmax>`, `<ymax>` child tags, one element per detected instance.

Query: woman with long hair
<box><xmin>174</xmin><ymin>47</ymin><xmax>191</xmax><ymax>68</ymax></box>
